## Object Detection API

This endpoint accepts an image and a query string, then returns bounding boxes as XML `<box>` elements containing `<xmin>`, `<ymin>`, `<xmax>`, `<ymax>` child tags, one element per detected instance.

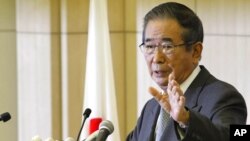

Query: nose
<box><xmin>153</xmin><ymin>49</ymin><xmax>166</xmax><ymax>64</ymax></box>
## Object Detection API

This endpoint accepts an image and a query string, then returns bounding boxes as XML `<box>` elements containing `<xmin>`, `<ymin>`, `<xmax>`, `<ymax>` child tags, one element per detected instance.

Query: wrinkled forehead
<box><xmin>144</xmin><ymin>37</ymin><xmax>173</xmax><ymax>44</ymax></box>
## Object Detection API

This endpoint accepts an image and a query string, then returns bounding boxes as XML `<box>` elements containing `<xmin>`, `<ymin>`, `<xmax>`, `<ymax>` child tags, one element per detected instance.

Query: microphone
<box><xmin>0</xmin><ymin>112</ymin><xmax>11</xmax><ymax>122</ymax></box>
<box><xmin>31</xmin><ymin>135</ymin><xmax>42</xmax><ymax>141</ymax></box>
<box><xmin>83</xmin><ymin>130</ymin><xmax>99</xmax><ymax>141</ymax></box>
<box><xmin>76</xmin><ymin>108</ymin><xmax>92</xmax><ymax>141</ymax></box>
<box><xmin>82</xmin><ymin>118</ymin><xmax>102</xmax><ymax>141</ymax></box>
<box><xmin>96</xmin><ymin>120</ymin><xmax>114</xmax><ymax>141</ymax></box>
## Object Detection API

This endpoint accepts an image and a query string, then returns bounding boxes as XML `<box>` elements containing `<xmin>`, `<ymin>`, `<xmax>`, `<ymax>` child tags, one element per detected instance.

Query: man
<box><xmin>126</xmin><ymin>2</ymin><xmax>247</xmax><ymax>141</ymax></box>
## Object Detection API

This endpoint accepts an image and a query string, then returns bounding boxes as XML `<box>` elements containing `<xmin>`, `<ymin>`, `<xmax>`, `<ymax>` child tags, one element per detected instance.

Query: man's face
<box><xmin>143</xmin><ymin>18</ymin><xmax>198</xmax><ymax>89</ymax></box>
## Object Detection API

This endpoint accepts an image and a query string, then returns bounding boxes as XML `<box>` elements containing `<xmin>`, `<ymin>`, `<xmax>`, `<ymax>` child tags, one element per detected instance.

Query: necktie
<box><xmin>155</xmin><ymin>108</ymin><xmax>170</xmax><ymax>141</ymax></box>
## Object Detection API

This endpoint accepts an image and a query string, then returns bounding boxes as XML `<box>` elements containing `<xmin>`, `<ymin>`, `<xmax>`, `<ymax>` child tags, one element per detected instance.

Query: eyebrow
<box><xmin>144</xmin><ymin>37</ymin><xmax>173</xmax><ymax>43</ymax></box>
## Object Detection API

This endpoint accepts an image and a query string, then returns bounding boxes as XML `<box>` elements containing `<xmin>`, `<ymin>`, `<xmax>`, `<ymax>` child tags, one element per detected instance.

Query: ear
<box><xmin>192</xmin><ymin>42</ymin><xmax>203</xmax><ymax>65</ymax></box>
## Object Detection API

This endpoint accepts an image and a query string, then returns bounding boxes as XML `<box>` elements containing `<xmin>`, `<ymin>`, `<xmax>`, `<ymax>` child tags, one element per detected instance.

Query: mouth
<box><xmin>153</xmin><ymin>70</ymin><xmax>167</xmax><ymax>77</ymax></box>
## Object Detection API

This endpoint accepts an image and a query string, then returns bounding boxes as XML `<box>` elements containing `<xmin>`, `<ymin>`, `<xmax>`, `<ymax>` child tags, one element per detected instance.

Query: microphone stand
<box><xmin>76</xmin><ymin>108</ymin><xmax>92</xmax><ymax>141</ymax></box>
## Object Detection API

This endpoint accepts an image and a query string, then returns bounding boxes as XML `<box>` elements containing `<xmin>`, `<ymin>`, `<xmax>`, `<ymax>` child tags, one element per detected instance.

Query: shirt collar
<box><xmin>180</xmin><ymin>66</ymin><xmax>201</xmax><ymax>94</ymax></box>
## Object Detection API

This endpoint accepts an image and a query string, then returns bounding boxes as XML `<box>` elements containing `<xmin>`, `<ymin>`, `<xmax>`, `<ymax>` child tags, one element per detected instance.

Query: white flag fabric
<box><xmin>81</xmin><ymin>0</ymin><xmax>121</xmax><ymax>141</ymax></box>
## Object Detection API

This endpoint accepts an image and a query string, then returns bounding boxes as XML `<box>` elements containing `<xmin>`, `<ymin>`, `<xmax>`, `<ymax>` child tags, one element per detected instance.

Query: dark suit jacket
<box><xmin>126</xmin><ymin>66</ymin><xmax>247</xmax><ymax>141</ymax></box>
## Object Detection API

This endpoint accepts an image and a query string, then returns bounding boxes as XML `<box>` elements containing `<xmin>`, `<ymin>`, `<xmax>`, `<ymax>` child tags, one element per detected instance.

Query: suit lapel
<box><xmin>140</xmin><ymin>99</ymin><xmax>160</xmax><ymax>141</ymax></box>
<box><xmin>185</xmin><ymin>65</ymin><xmax>211</xmax><ymax>109</ymax></box>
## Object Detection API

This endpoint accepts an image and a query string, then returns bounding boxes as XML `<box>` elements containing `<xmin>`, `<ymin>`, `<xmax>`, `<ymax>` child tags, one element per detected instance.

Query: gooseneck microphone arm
<box><xmin>0</xmin><ymin>112</ymin><xmax>11</xmax><ymax>122</ymax></box>
<box><xmin>76</xmin><ymin>108</ymin><xmax>92</xmax><ymax>141</ymax></box>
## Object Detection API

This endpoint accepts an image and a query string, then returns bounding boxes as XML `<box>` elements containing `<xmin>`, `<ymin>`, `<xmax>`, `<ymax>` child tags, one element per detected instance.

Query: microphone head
<box><xmin>83</xmin><ymin>108</ymin><xmax>92</xmax><ymax>118</ymax></box>
<box><xmin>99</xmin><ymin>120</ymin><xmax>114</xmax><ymax>134</ymax></box>
<box><xmin>0</xmin><ymin>112</ymin><xmax>11</xmax><ymax>122</ymax></box>
<box><xmin>31</xmin><ymin>135</ymin><xmax>42</xmax><ymax>141</ymax></box>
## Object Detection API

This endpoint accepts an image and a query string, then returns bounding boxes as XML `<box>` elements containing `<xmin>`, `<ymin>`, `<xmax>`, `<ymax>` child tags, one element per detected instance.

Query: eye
<box><xmin>145</xmin><ymin>45</ymin><xmax>155</xmax><ymax>49</ymax></box>
<box><xmin>162</xmin><ymin>44</ymin><xmax>174</xmax><ymax>49</ymax></box>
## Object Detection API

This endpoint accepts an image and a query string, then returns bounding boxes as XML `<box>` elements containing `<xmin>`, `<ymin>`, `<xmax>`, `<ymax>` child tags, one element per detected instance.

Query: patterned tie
<box><xmin>155</xmin><ymin>108</ymin><xmax>170</xmax><ymax>141</ymax></box>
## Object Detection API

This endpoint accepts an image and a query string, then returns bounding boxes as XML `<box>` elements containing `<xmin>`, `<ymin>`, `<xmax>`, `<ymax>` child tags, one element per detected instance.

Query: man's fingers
<box><xmin>149</xmin><ymin>87</ymin><xmax>171</xmax><ymax>112</ymax></box>
<box><xmin>179</xmin><ymin>96</ymin><xmax>185</xmax><ymax>106</ymax></box>
<box><xmin>148</xmin><ymin>87</ymin><xmax>162</xmax><ymax>101</ymax></box>
<box><xmin>169</xmin><ymin>73</ymin><xmax>175</xmax><ymax>81</ymax></box>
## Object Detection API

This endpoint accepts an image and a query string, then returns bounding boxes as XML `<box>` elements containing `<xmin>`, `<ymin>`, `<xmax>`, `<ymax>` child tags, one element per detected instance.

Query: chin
<box><xmin>154</xmin><ymin>78</ymin><xmax>168</xmax><ymax>87</ymax></box>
